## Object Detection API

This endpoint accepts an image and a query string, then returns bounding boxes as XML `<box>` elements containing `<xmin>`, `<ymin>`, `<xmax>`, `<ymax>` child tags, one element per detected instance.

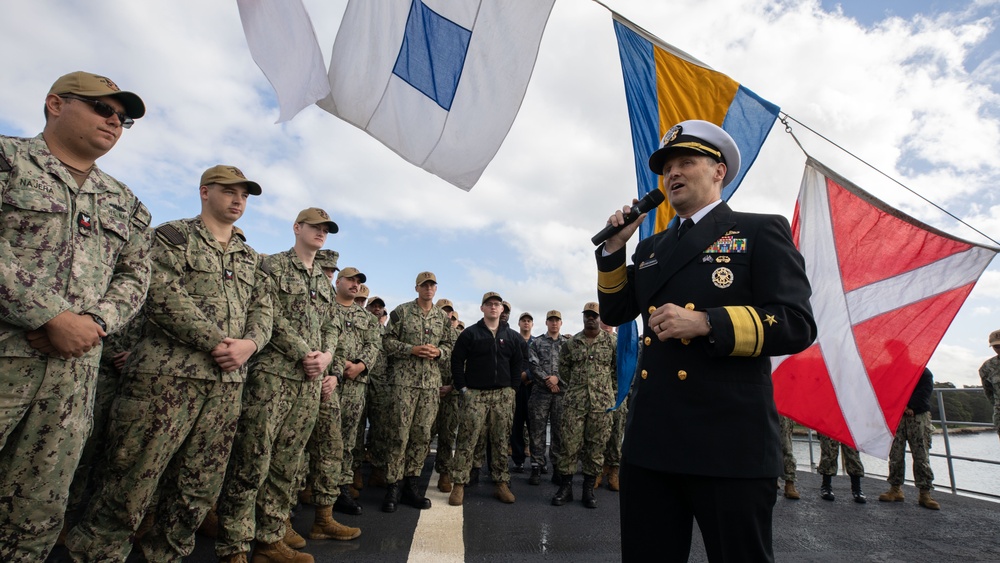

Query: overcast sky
<box><xmin>2</xmin><ymin>0</ymin><xmax>998</xmax><ymax>387</ymax></box>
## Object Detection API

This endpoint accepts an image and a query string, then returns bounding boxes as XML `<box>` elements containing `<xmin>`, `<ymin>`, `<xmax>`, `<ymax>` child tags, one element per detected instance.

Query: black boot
<box><xmin>528</xmin><ymin>466</ymin><xmax>541</xmax><ymax>486</ymax></box>
<box><xmin>550</xmin><ymin>467</ymin><xmax>560</xmax><ymax>485</ymax></box>
<box><xmin>551</xmin><ymin>474</ymin><xmax>574</xmax><ymax>506</ymax></box>
<box><xmin>850</xmin><ymin>475</ymin><xmax>867</xmax><ymax>504</ymax></box>
<box><xmin>334</xmin><ymin>485</ymin><xmax>363</xmax><ymax>515</ymax></box>
<box><xmin>382</xmin><ymin>481</ymin><xmax>401</xmax><ymax>513</ymax></box>
<box><xmin>581</xmin><ymin>475</ymin><xmax>597</xmax><ymax>509</ymax></box>
<box><xmin>820</xmin><ymin>474</ymin><xmax>835</xmax><ymax>501</ymax></box>
<box><xmin>401</xmin><ymin>476</ymin><xmax>432</xmax><ymax>509</ymax></box>
<box><xmin>469</xmin><ymin>467</ymin><xmax>481</xmax><ymax>486</ymax></box>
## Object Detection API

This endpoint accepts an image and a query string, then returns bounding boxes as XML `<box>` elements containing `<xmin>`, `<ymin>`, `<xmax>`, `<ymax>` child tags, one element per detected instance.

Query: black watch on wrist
<box><xmin>87</xmin><ymin>313</ymin><xmax>107</xmax><ymax>333</ymax></box>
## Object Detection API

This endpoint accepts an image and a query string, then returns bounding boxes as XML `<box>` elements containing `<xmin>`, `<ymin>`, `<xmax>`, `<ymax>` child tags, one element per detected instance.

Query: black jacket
<box><xmin>597</xmin><ymin>202</ymin><xmax>816</xmax><ymax>478</ymax></box>
<box><xmin>451</xmin><ymin>319</ymin><xmax>522</xmax><ymax>390</ymax></box>
<box><xmin>908</xmin><ymin>368</ymin><xmax>934</xmax><ymax>414</ymax></box>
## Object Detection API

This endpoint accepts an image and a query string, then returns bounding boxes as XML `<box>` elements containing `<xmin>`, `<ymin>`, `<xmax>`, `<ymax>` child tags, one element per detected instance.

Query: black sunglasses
<box><xmin>59</xmin><ymin>94</ymin><xmax>134</xmax><ymax>129</ymax></box>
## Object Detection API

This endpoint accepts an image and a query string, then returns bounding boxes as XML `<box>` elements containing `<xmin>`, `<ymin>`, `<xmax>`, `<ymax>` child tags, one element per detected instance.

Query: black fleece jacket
<box><xmin>451</xmin><ymin>319</ymin><xmax>522</xmax><ymax>390</ymax></box>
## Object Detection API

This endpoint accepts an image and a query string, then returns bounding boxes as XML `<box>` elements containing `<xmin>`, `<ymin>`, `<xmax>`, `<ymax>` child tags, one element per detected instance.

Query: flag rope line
<box><xmin>780</xmin><ymin>113</ymin><xmax>1000</xmax><ymax>247</ymax></box>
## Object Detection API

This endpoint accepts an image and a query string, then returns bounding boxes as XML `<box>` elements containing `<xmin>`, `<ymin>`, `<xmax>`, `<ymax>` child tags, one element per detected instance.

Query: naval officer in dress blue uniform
<box><xmin>595</xmin><ymin>120</ymin><xmax>816</xmax><ymax>562</ymax></box>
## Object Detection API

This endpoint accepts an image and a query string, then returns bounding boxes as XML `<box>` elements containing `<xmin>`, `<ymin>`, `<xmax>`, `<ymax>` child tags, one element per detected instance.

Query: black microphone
<box><xmin>591</xmin><ymin>189</ymin><xmax>666</xmax><ymax>246</ymax></box>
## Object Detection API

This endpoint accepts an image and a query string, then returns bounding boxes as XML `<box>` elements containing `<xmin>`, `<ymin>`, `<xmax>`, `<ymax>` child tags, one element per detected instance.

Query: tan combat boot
<box><xmin>448</xmin><ymin>483</ymin><xmax>465</xmax><ymax>506</ymax></box>
<box><xmin>195</xmin><ymin>507</ymin><xmax>215</xmax><ymax>538</ymax></box>
<box><xmin>783</xmin><ymin>480</ymin><xmax>800</xmax><ymax>500</ymax></box>
<box><xmin>438</xmin><ymin>472</ymin><xmax>453</xmax><ymax>492</ymax></box>
<box><xmin>219</xmin><ymin>552</ymin><xmax>249</xmax><ymax>563</ymax></box>
<box><xmin>594</xmin><ymin>465</ymin><xmax>609</xmax><ymax>488</ymax></box>
<box><xmin>309</xmin><ymin>505</ymin><xmax>361</xmax><ymax>541</ymax></box>
<box><xmin>918</xmin><ymin>489</ymin><xmax>940</xmax><ymax>510</ymax></box>
<box><xmin>608</xmin><ymin>466</ymin><xmax>620</xmax><ymax>491</ymax></box>
<box><xmin>283</xmin><ymin>517</ymin><xmax>306</xmax><ymax>549</ymax></box>
<box><xmin>352</xmin><ymin>470</ymin><xmax>364</xmax><ymax>491</ymax></box>
<box><xmin>251</xmin><ymin>539</ymin><xmax>314</xmax><ymax>563</ymax></box>
<box><xmin>494</xmin><ymin>482</ymin><xmax>516</xmax><ymax>504</ymax></box>
<box><xmin>878</xmin><ymin>485</ymin><xmax>905</xmax><ymax>502</ymax></box>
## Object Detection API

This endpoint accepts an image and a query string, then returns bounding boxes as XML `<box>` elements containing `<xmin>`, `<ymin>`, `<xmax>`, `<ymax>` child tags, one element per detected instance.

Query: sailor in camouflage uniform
<box><xmin>215</xmin><ymin>208</ymin><xmax>356</xmax><ymax>563</ymax></box>
<box><xmin>817</xmin><ymin>435</ymin><xmax>866</xmax><ymax>503</ymax></box>
<box><xmin>447</xmin><ymin>292</ymin><xmax>523</xmax><ymax>506</ymax></box>
<box><xmin>363</xmin><ymin>295</ymin><xmax>390</xmax><ymax>486</ymax></box>
<box><xmin>381</xmin><ymin>272</ymin><xmax>455</xmax><ymax>512</ymax></box>
<box><xmin>879</xmin><ymin>367</ymin><xmax>939</xmax><ymax>509</ymax></box>
<box><xmin>432</xmin><ymin>299</ymin><xmax>461</xmax><ymax>493</ymax></box>
<box><xmin>527</xmin><ymin>311</ymin><xmax>571</xmax><ymax>485</ymax></box>
<box><xmin>552</xmin><ymin>303</ymin><xmax>616</xmax><ymax>509</ymax></box>
<box><xmin>980</xmin><ymin>329</ymin><xmax>1000</xmax><ymax>443</ymax></box>
<box><xmin>67</xmin><ymin>165</ymin><xmax>273</xmax><ymax>562</ymax></box>
<box><xmin>329</xmin><ymin>267</ymin><xmax>381</xmax><ymax>516</ymax></box>
<box><xmin>0</xmin><ymin>71</ymin><xmax>152</xmax><ymax>562</ymax></box>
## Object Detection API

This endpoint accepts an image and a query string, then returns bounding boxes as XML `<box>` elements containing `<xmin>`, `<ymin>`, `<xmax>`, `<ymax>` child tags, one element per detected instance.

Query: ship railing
<box><xmin>795</xmin><ymin>387</ymin><xmax>999</xmax><ymax>502</ymax></box>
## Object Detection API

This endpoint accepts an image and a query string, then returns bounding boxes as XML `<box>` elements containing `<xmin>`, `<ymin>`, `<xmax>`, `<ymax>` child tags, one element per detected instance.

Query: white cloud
<box><xmin>2</xmin><ymin>0</ymin><xmax>998</xmax><ymax>354</ymax></box>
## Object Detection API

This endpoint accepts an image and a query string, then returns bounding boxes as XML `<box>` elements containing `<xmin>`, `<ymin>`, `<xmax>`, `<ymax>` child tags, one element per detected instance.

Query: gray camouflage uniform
<box><xmin>216</xmin><ymin>249</ymin><xmax>338</xmax><ymax>556</ymax></box>
<box><xmin>556</xmin><ymin>330</ymin><xmax>616</xmax><ymax>477</ymax></box>
<box><xmin>0</xmin><ymin>134</ymin><xmax>152</xmax><ymax>562</ymax></box>
<box><xmin>527</xmin><ymin>333</ymin><xmax>570</xmax><ymax>471</ymax></box>
<box><xmin>383</xmin><ymin>301</ymin><xmax>454</xmax><ymax>482</ymax></box>
<box><xmin>66</xmin><ymin>216</ymin><xmax>272</xmax><ymax>562</ymax></box>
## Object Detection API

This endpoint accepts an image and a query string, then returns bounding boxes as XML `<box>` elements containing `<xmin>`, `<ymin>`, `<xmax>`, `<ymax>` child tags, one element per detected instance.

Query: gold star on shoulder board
<box><xmin>764</xmin><ymin>314</ymin><xmax>777</xmax><ymax>326</ymax></box>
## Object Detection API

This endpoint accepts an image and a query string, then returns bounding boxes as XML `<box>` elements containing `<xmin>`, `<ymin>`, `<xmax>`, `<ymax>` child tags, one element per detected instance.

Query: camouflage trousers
<box><xmin>434</xmin><ymin>392</ymin><xmax>461</xmax><ymax>474</ymax></box>
<box><xmin>66</xmin><ymin>374</ymin><xmax>242</xmax><ymax>562</ymax></box>
<box><xmin>817</xmin><ymin>435</ymin><xmax>864</xmax><ymax>477</ymax></box>
<box><xmin>385</xmin><ymin>385</ymin><xmax>439</xmax><ymax>482</ymax></box>
<box><xmin>451</xmin><ymin>388</ymin><xmax>515</xmax><ymax>484</ymax></box>
<box><xmin>527</xmin><ymin>387</ymin><xmax>564</xmax><ymax>470</ymax></box>
<box><xmin>303</xmin><ymin>383</ymin><xmax>344</xmax><ymax>506</ymax></box>
<box><xmin>365</xmin><ymin>381</ymin><xmax>392</xmax><ymax>471</ymax></box>
<box><xmin>66</xmin><ymin>357</ymin><xmax>124</xmax><ymax>527</ymax></box>
<box><xmin>887</xmin><ymin>411</ymin><xmax>935</xmax><ymax>490</ymax></box>
<box><xmin>215</xmin><ymin>373</ymin><xmax>321</xmax><ymax>556</ymax></box>
<box><xmin>603</xmin><ymin>402</ymin><xmax>627</xmax><ymax>468</ymax></box>
<box><xmin>557</xmin><ymin>406</ymin><xmax>613</xmax><ymax>476</ymax></box>
<box><xmin>780</xmin><ymin>416</ymin><xmax>797</xmax><ymax>482</ymax></box>
<box><xmin>337</xmin><ymin>378</ymin><xmax>367</xmax><ymax>486</ymax></box>
<box><xmin>0</xmin><ymin>354</ymin><xmax>99</xmax><ymax>563</ymax></box>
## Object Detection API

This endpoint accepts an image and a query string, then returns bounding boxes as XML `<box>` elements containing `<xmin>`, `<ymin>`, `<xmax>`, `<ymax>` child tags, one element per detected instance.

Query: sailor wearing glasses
<box><xmin>0</xmin><ymin>71</ymin><xmax>152</xmax><ymax>561</ymax></box>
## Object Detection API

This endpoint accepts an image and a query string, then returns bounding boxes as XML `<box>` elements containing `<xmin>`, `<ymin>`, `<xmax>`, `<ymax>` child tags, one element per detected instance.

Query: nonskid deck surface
<box><xmin>47</xmin><ymin>460</ymin><xmax>1000</xmax><ymax>562</ymax></box>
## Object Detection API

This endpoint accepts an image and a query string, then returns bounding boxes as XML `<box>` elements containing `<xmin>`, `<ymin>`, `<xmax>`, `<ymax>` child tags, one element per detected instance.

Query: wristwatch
<box><xmin>86</xmin><ymin>313</ymin><xmax>107</xmax><ymax>333</ymax></box>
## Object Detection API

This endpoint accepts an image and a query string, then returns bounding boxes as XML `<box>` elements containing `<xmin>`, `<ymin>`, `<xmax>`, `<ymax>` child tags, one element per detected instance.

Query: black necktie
<box><xmin>677</xmin><ymin>219</ymin><xmax>693</xmax><ymax>239</ymax></box>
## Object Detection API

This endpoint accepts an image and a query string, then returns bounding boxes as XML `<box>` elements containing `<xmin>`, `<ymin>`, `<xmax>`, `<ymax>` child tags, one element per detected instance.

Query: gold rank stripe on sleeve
<box><xmin>598</xmin><ymin>264</ymin><xmax>628</xmax><ymax>294</ymax></box>
<box><xmin>724</xmin><ymin>305</ymin><xmax>764</xmax><ymax>357</ymax></box>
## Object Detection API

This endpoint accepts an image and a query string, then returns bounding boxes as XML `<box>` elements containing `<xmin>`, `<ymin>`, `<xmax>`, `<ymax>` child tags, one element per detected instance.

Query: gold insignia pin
<box><xmin>765</xmin><ymin>314</ymin><xmax>777</xmax><ymax>326</ymax></box>
<box><xmin>715</xmin><ymin>256</ymin><xmax>731</xmax><ymax>263</ymax></box>
<box><xmin>712</xmin><ymin>267</ymin><xmax>733</xmax><ymax>289</ymax></box>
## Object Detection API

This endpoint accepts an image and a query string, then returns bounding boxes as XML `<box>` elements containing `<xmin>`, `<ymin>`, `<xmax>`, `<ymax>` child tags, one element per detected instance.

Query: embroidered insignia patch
<box><xmin>224</xmin><ymin>269</ymin><xmax>234</xmax><ymax>280</ymax></box>
<box><xmin>712</xmin><ymin>267</ymin><xmax>733</xmax><ymax>288</ymax></box>
<box><xmin>77</xmin><ymin>212</ymin><xmax>92</xmax><ymax>229</ymax></box>
<box><xmin>704</xmin><ymin>236</ymin><xmax>747</xmax><ymax>254</ymax></box>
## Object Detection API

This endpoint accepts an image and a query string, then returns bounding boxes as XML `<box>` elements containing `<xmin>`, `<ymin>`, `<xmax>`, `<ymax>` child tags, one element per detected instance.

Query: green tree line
<box><xmin>930</xmin><ymin>383</ymin><xmax>994</xmax><ymax>424</ymax></box>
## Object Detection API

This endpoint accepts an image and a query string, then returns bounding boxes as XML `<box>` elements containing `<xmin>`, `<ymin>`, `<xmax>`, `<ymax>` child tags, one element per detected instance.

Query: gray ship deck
<box><xmin>48</xmin><ymin>459</ymin><xmax>1000</xmax><ymax>562</ymax></box>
